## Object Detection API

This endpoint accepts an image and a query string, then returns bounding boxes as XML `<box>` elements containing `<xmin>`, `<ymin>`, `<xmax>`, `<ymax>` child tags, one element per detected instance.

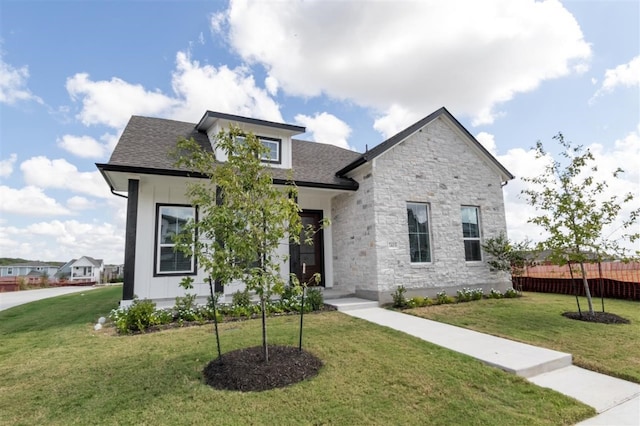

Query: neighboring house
<box><xmin>103</xmin><ymin>264</ymin><xmax>124</xmax><ymax>282</ymax></box>
<box><xmin>58</xmin><ymin>256</ymin><xmax>104</xmax><ymax>284</ymax></box>
<box><xmin>97</xmin><ymin>107</ymin><xmax>514</xmax><ymax>306</ymax></box>
<box><xmin>0</xmin><ymin>262</ymin><xmax>59</xmax><ymax>278</ymax></box>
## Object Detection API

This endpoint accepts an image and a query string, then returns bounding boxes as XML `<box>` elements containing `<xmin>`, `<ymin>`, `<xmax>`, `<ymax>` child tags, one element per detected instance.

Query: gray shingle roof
<box><xmin>103</xmin><ymin>116</ymin><xmax>360</xmax><ymax>190</ymax></box>
<box><xmin>100</xmin><ymin>108</ymin><xmax>514</xmax><ymax>191</ymax></box>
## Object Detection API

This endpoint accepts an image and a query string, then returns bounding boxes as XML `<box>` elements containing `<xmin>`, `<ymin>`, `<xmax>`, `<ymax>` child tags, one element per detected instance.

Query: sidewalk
<box><xmin>0</xmin><ymin>286</ymin><xmax>98</xmax><ymax>312</ymax></box>
<box><xmin>327</xmin><ymin>298</ymin><xmax>640</xmax><ymax>426</ymax></box>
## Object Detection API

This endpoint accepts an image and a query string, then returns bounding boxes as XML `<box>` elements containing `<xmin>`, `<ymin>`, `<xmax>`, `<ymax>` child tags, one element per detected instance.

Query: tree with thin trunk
<box><xmin>482</xmin><ymin>232</ymin><xmax>534</xmax><ymax>292</ymax></box>
<box><xmin>521</xmin><ymin>133</ymin><xmax>639</xmax><ymax>314</ymax></box>
<box><xmin>173</xmin><ymin>127</ymin><xmax>305</xmax><ymax>362</ymax></box>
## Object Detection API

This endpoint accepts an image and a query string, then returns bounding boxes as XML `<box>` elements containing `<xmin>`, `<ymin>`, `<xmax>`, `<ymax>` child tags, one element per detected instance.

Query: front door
<box><xmin>290</xmin><ymin>210</ymin><xmax>324</xmax><ymax>287</ymax></box>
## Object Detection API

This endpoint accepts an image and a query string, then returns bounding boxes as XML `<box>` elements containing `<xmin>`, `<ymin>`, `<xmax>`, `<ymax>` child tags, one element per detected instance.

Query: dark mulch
<box><xmin>203</xmin><ymin>345</ymin><xmax>323</xmax><ymax>392</ymax></box>
<box><xmin>562</xmin><ymin>311</ymin><xmax>630</xmax><ymax>324</ymax></box>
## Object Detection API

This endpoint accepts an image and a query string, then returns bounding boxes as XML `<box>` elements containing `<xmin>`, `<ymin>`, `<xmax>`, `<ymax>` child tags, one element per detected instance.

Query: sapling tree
<box><xmin>521</xmin><ymin>133</ymin><xmax>639</xmax><ymax>315</ymax></box>
<box><xmin>173</xmin><ymin>127</ymin><xmax>306</xmax><ymax>362</ymax></box>
<box><xmin>482</xmin><ymin>233</ymin><xmax>533</xmax><ymax>292</ymax></box>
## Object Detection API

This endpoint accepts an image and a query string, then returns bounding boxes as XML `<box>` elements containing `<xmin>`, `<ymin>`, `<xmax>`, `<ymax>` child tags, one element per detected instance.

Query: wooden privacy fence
<box><xmin>514</xmin><ymin>262</ymin><xmax>640</xmax><ymax>301</ymax></box>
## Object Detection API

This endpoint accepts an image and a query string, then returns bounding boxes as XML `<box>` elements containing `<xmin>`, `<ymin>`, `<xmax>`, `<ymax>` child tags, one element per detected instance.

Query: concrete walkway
<box><xmin>0</xmin><ymin>286</ymin><xmax>98</xmax><ymax>311</ymax></box>
<box><xmin>327</xmin><ymin>298</ymin><xmax>640</xmax><ymax>426</ymax></box>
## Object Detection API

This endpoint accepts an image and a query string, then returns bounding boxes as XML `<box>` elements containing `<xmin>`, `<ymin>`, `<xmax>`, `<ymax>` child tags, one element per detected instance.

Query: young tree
<box><xmin>173</xmin><ymin>127</ymin><xmax>304</xmax><ymax>362</ymax></box>
<box><xmin>521</xmin><ymin>133</ymin><xmax>639</xmax><ymax>314</ymax></box>
<box><xmin>482</xmin><ymin>233</ymin><xmax>533</xmax><ymax>292</ymax></box>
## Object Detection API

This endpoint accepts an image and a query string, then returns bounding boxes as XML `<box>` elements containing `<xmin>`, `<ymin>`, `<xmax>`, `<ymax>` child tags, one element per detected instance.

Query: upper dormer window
<box><xmin>236</xmin><ymin>135</ymin><xmax>282</xmax><ymax>164</ymax></box>
<box><xmin>260</xmin><ymin>137</ymin><xmax>280</xmax><ymax>163</ymax></box>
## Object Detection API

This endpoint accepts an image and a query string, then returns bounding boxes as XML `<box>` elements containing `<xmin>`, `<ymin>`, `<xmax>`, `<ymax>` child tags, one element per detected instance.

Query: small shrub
<box><xmin>232</xmin><ymin>288</ymin><xmax>252</xmax><ymax>308</ymax></box>
<box><xmin>109</xmin><ymin>298</ymin><xmax>158</xmax><ymax>334</ymax></box>
<box><xmin>471</xmin><ymin>288</ymin><xmax>484</xmax><ymax>301</ymax></box>
<box><xmin>407</xmin><ymin>296</ymin><xmax>432</xmax><ymax>308</ymax></box>
<box><xmin>489</xmin><ymin>288</ymin><xmax>503</xmax><ymax>299</ymax></box>
<box><xmin>435</xmin><ymin>290</ymin><xmax>454</xmax><ymax>305</ymax></box>
<box><xmin>153</xmin><ymin>309</ymin><xmax>174</xmax><ymax>325</ymax></box>
<box><xmin>305</xmin><ymin>288</ymin><xmax>324</xmax><ymax>311</ymax></box>
<box><xmin>282</xmin><ymin>284</ymin><xmax>302</xmax><ymax>300</ymax></box>
<box><xmin>457</xmin><ymin>288</ymin><xmax>484</xmax><ymax>302</ymax></box>
<box><xmin>175</xmin><ymin>293</ymin><xmax>197</xmax><ymax>311</ymax></box>
<box><xmin>504</xmin><ymin>287</ymin><xmax>519</xmax><ymax>298</ymax></box>
<box><xmin>456</xmin><ymin>288</ymin><xmax>471</xmax><ymax>303</ymax></box>
<box><xmin>230</xmin><ymin>305</ymin><xmax>252</xmax><ymax>318</ymax></box>
<box><xmin>392</xmin><ymin>285</ymin><xmax>408</xmax><ymax>308</ymax></box>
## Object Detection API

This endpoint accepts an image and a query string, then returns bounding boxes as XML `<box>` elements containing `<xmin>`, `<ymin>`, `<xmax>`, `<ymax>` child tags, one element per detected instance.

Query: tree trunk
<box><xmin>261</xmin><ymin>296</ymin><xmax>269</xmax><ymax>362</ymax></box>
<box><xmin>579</xmin><ymin>262</ymin><xmax>594</xmax><ymax>314</ymax></box>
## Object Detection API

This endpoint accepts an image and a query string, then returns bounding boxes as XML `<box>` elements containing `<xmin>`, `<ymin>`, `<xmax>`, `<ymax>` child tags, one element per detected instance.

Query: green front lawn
<box><xmin>407</xmin><ymin>292</ymin><xmax>640</xmax><ymax>383</ymax></box>
<box><xmin>0</xmin><ymin>287</ymin><xmax>593</xmax><ymax>425</ymax></box>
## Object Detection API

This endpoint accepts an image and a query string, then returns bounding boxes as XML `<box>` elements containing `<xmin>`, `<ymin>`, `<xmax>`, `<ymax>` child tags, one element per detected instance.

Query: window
<box><xmin>7</xmin><ymin>268</ymin><xmax>12</xmax><ymax>275</ymax></box>
<box><xmin>461</xmin><ymin>206</ymin><xmax>481</xmax><ymax>261</ymax></box>
<box><xmin>407</xmin><ymin>203</ymin><xmax>431</xmax><ymax>263</ymax></box>
<box><xmin>236</xmin><ymin>135</ymin><xmax>281</xmax><ymax>164</ymax></box>
<box><xmin>155</xmin><ymin>204</ymin><xmax>197</xmax><ymax>275</ymax></box>
<box><xmin>259</xmin><ymin>137</ymin><xmax>280</xmax><ymax>163</ymax></box>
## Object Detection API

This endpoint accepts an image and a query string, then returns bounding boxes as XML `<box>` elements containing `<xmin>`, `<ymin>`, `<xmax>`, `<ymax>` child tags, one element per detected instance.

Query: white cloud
<box><xmin>498</xmin><ymin>126</ymin><xmax>640</xmax><ymax>253</ymax></box>
<box><xmin>210</xmin><ymin>11</ymin><xmax>227</xmax><ymax>34</ymax></box>
<box><xmin>65</xmin><ymin>51</ymin><xmax>283</xmax><ymax>129</ymax></box>
<box><xmin>591</xmin><ymin>55</ymin><xmax>640</xmax><ymax>102</ymax></box>
<box><xmin>265</xmin><ymin>75</ymin><xmax>279</xmax><ymax>96</ymax></box>
<box><xmin>20</xmin><ymin>156</ymin><xmax>111</xmax><ymax>199</ymax></box>
<box><xmin>66</xmin><ymin>72</ymin><xmax>177</xmax><ymax>128</ymax></box>
<box><xmin>0</xmin><ymin>153</ymin><xmax>17</xmax><ymax>178</ymax></box>
<box><xmin>373</xmin><ymin>104</ymin><xmax>420</xmax><ymax>139</ymax></box>
<box><xmin>0</xmin><ymin>220</ymin><xmax>125</xmax><ymax>264</ymax></box>
<box><xmin>57</xmin><ymin>135</ymin><xmax>107</xmax><ymax>158</ymax></box>
<box><xmin>0</xmin><ymin>185</ymin><xmax>72</xmax><ymax>216</ymax></box>
<box><xmin>169</xmin><ymin>51</ymin><xmax>283</xmax><ymax>123</ymax></box>
<box><xmin>294</xmin><ymin>112</ymin><xmax>353</xmax><ymax>150</ymax></box>
<box><xmin>222</xmin><ymin>0</ymin><xmax>591</xmax><ymax>132</ymax></box>
<box><xmin>0</xmin><ymin>55</ymin><xmax>43</xmax><ymax>105</ymax></box>
<box><xmin>475</xmin><ymin>132</ymin><xmax>498</xmax><ymax>156</ymax></box>
<box><xmin>67</xmin><ymin>196</ymin><xmax>94</xmax><ymax>211</ymax></box>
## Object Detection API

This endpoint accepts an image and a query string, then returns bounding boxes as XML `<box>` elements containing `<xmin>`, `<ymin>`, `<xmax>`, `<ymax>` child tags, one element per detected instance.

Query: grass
<box><xmin>0</xmin><ymin>287</ymin><xmax>594</xmax><ymax>425</ymax></box>
<box><xmin>407</xmin><ymin>292</ymin><xmax>640</xmax><ymax>383</ymax></box>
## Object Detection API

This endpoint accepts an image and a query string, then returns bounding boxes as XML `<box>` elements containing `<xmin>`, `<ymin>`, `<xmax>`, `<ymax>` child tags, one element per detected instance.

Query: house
<box><xmin>0</xmin><ymin>262</ymin><xmax>60</xmax><ymax>278</ymax></box>
<box><xmin>97</xmin><ymin>107</ymin><xmax>514</xmax><ymax>306</ymax></box>
<box><xmin>103</xmin><ymin>264</ymin><xmax>124</xmax><ymax>282</ymax></box>
<box><xmin>57</xmin><ymin>256</ymin><xmax>104</xmax><ymax>284</ymax></box>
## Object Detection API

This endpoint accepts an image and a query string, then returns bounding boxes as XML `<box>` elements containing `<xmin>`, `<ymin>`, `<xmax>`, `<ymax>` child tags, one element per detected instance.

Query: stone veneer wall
<box><xmin>328</xmin><ymin>116</ymin><xmax>508</xmax><ymax>302</ymax></box>
<box><xmin>331</xmin><ymin>163</ymin><xmax>379</xmax><ymax>297</ymax></box>
<box><xmin>371</xmin><ymin>116</ymin><xmax>512</xmax><ymax>302</ymax></box>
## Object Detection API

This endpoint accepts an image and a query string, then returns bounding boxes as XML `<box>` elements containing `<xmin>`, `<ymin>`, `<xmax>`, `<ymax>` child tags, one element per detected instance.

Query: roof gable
<box><xmin>337</xmin><ymin>107</ymin><xmax>514</xmax><ymax>182</ymax></box>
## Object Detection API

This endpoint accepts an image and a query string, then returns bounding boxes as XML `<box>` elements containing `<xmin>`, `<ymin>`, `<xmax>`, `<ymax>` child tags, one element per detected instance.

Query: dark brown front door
<box><xmin>290</xmin><ymin>210</ymin><xmax>324</xmax><ymax>287</ymax></box>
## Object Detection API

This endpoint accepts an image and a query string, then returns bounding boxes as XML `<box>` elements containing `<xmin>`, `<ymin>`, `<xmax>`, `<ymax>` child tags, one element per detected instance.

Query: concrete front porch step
<box><xmin>326</xmin><ymin>297</ymin><xmax>379</xmax><ymax>311</ymax></box>
<box><xmin>529</xmin><ymin>365</ymin><xmax>640</xmax><ymax>414</ymax></box>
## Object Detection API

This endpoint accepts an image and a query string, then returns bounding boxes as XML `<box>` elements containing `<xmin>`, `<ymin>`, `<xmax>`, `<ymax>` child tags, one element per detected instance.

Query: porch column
<box><xmin>123</xmin><ymin>179</ymin><xmax>139</xmax><ymax>301</ymax></box>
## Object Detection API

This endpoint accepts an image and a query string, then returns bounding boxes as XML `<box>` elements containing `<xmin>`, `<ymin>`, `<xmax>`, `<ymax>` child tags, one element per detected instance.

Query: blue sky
<box><xmin>1</xmin><ymin>0</ymin><xmax>638</xmax><ymax>264</ymax></box>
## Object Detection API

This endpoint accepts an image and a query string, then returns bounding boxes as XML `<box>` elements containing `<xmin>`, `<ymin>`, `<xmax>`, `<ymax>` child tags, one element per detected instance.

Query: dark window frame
<box><xmin>461</xmin><ymin>206</ymin><xmax>482</xmax><ymax>262</ymax></box>
<box><xmin>407</xmin><ymin>202</ymin><xmax>432</xmax><ymax>263</ymax></box>
<box><xmin>153</xmin><ymin>203</ymin><xmax>198</xmax><ymax>277</ymax></box>
<box><xmin>236</xmin><ymin>134</ymin><xmax>282</xmax><ymax>164</ymax></box>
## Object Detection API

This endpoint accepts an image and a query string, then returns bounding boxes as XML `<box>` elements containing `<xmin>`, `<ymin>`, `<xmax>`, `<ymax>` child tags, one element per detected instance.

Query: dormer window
<box><xmin>236</xmin><ymin>135</ymin><xmax>282</xmax><ymax>164</ymax></box>
<box><xmin>259</xmin><ymin>136</ymin><xmax>281</xmax><ymax>164</ymax></box>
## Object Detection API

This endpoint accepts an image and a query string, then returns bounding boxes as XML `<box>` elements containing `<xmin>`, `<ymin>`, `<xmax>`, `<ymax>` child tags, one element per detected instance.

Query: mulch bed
<box><xmin>562</xmin><ymin>311</ymin><xmax>630</xmax><ymax>324</ymax></box>
<box><xmin>203</xmin><ymin>345</ymin><xmax>323</xmax><ymax>392</ymax></box>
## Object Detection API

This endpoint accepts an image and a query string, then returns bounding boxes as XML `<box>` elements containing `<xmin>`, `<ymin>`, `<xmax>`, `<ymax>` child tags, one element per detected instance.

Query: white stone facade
<box><xmin>331</xmin><ymin>116</ymin><xmax>512</xmax><ymax>301</ymax></box>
